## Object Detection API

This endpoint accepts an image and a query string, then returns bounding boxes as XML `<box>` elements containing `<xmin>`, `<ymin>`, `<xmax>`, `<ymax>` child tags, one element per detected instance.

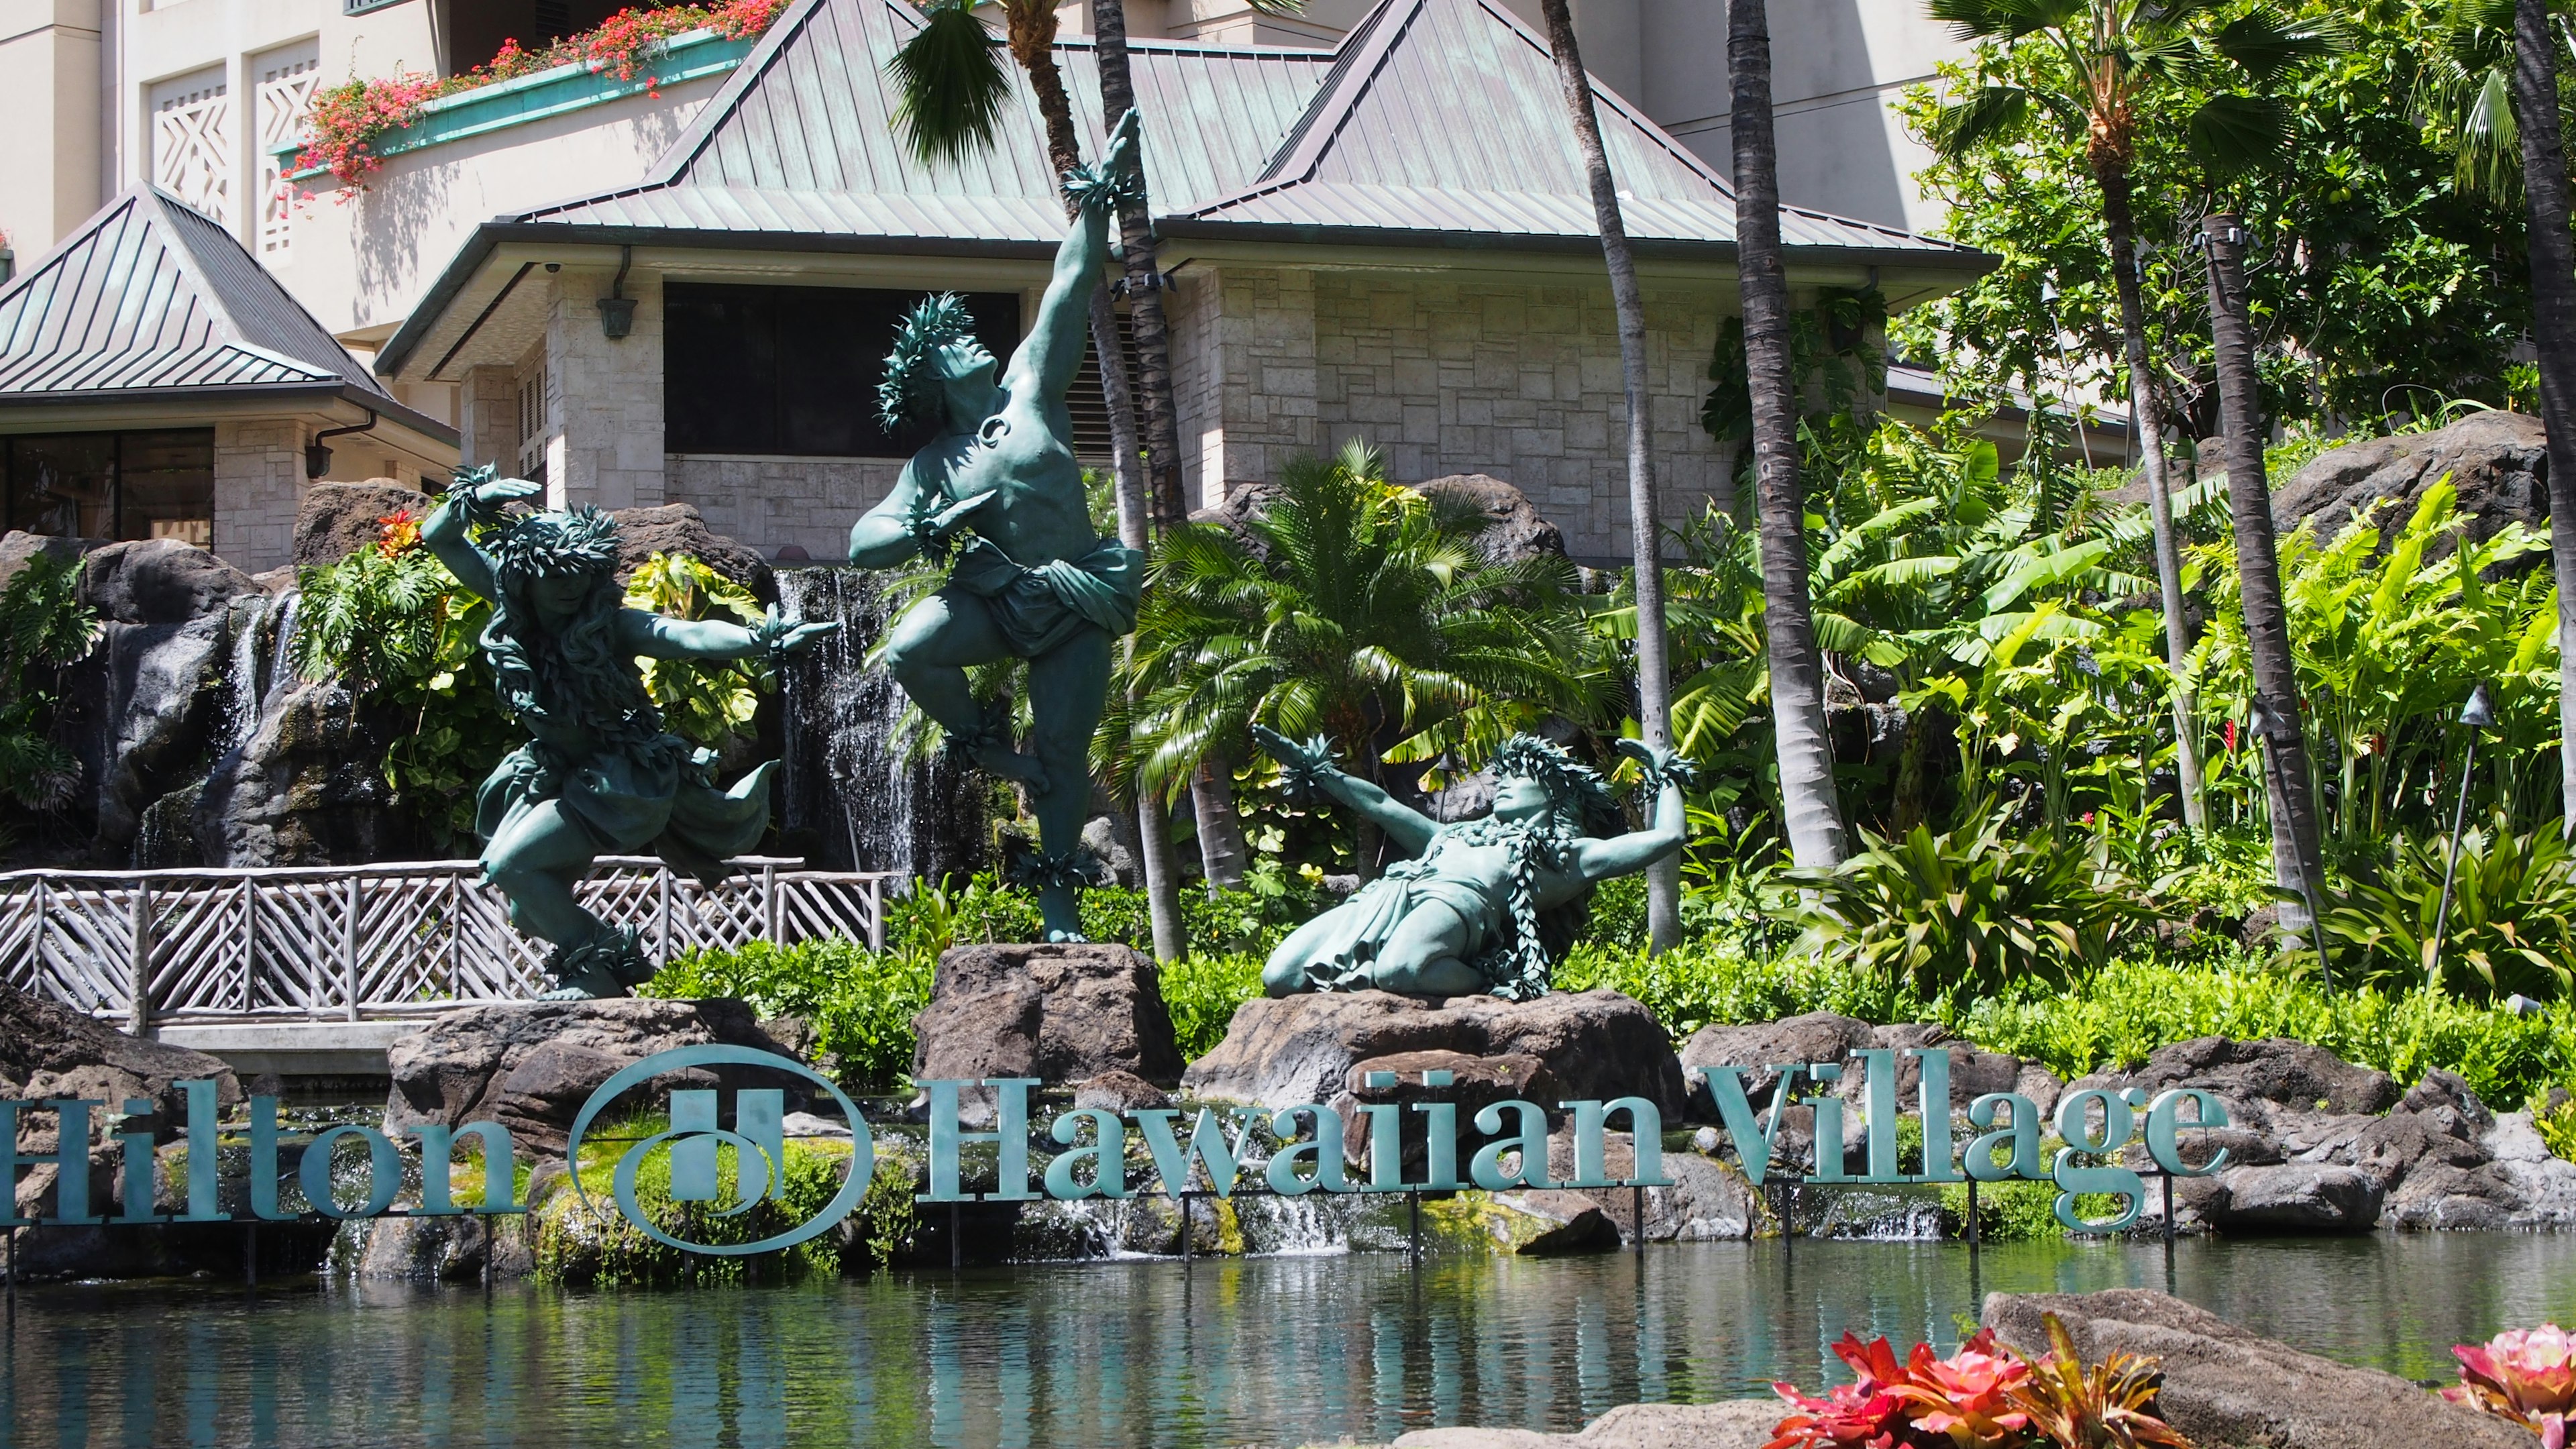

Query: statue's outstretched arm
<box><xmin>1003</xmin><ymin>109</ymin><xmax>1139</xmax><ymax>405</ymax></box>
<box><xmin>421</xmin><ymin>468</ymin><xmax>536</xmax><ymax>602</ymax></box>
<box><xmin>617</xmin><ymin>607</ymin><xmax>839</xmax><ymax>662</ymax></box>
<box><xmin>1250</xmin><ymin>723</ymin><xmax>1438</xmax><ymax>856</ymax></box>
<box><xmin>1570</xmin><ymin>741</ymin><xmax>1695</xmax><ymax>881</ymax></box>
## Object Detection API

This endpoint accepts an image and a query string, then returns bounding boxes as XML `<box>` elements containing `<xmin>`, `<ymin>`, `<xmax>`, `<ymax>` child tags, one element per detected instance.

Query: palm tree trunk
<box><xmin>1536</xmin><ymin>0</ymin><xmax>1686</xmax><ymax>941</ymax></box>
<box><xmin>2093</xmin><ymin>159</ymin><xmax>2210</xmax><ymax>833</ymax></box>
<box><xmin>1012</xmin><ymin>0</ymin><xmax>1183</xmax><ymax>955</ymax></box>
<box><xmin>1727</xmin><ymin>0</ymin><xmax>1844</xmax><ymax>871</ymax></box>
<box><xmin>1089</xmin><ymin>0</ymin><xmax>1188</xmax><ymax>529</ymax></box>
<box><xmin>2202</xmin><ymin>213</ymin><xmax>2328</xmax><ymax>943</ymax></box>
<box><xmin>2515</xmin><ymin>0</ymin><xmax>2576</xmax><ymax>832</ymax></box>
<box><xmin>1191</xmin><ymin>759</ymin><xmax>1247</xmax><ymax>890</ymax></box>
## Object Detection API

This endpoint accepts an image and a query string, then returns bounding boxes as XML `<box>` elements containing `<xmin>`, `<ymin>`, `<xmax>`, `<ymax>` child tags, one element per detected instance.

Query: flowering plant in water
<box><xmin>2446</xmin><ymin>1325</ymin><xmax>2576</xmax><ymax>1448</ymax></box>
<box><xmin>1767</xmin><ymin>1318</ymin><xmax>2186</xmax><ymax>1449</ymax></box>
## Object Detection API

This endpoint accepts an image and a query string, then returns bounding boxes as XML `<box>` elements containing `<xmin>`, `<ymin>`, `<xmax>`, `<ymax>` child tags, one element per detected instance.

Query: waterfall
<box><xmin>773</xmin><ymin>567</ymin><xmax>986</xmax><ymax>878</ymax></box>
<box><xmin>219</xmin><ymin>591</ymin><xmax>280</xmax><ymax>751</ymax></box>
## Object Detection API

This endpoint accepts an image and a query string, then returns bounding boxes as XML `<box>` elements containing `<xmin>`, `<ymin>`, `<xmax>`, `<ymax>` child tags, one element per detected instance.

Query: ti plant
<box><xmin>2447</xmin><ymin>1325</ymin><xmax>2576</xmax><ymax>1448</ymax></box>
<box><xmin>1766</xmin><ymin>1316</ymin><xmax>2188</xmax><ymax>1449</ymax></box>
<box><xmin>0</xmin><ymin>550</ymin><xmax>101</xmax><ymax>813</ymax></box>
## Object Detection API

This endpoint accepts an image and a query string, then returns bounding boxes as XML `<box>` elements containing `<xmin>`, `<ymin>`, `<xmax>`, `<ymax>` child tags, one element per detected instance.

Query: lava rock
<box><xmin>292</xmin><ymin>480</ymin><xmax>430</xmax><ymax>566</ymax></box>
<box><xmin>1542</xmin><ymin>1128</ymin><xmax>1756</xmax><ymax>1242</ymax></box>
<box><xmin>0</xmin><ymin>529</ymin><xmax>103</xmax><ymax>592</ymax></box>
<box><xmin>2205</xmin><ymin>1163</ymin><xmax>2385</xmax><ymax>1232</ymax></box>
<box><xmin>78</xmin><ymin>538</ymin><xmax>258</xmax><ymax>627</ymax></box>
<box><xmin>2272</xmin><ymin>410</ymin><xmax>2548</xmax><ymax>565</ymax></box>
<box><xmin>1392</xmin><ymin>1401</ymin><xmax>1782</xmax><ymax>1448</ymax></box>
<box><xmin>610</xmin><ymin>503</ymin><xmax>776</xmax><ymax>602</ymax></box>
<box><xmin>1073</xmin><ymin>1068</ymin><xmax>1173</xmax><ymax>1112</ymax></box>
<box><xmin>2068</xmin><ymin>1035</ymin><xmax>2400</xmax><ymax>1129</ymax></box>
<box><xmin>193</xmin><ymin>679</ymin><xmax>400</xmax><ymax>866</ymax></box>
<box><xmin>1981</xmin><ymin>1289</ymin><xmax>2536</xmax><ymax>1449</ymax></box>
<box><xmin>383</xmin><ymin>998</ymin><xmax>799</xmax><ymax>1153</ymax></box>
<box><xmin>912</xmin><ymin>944</ymin><xmax>1186</xmax><ymax>1118</ymax></box>
<box><xmin>1332</xmin><ymin>1047</ymin><xmax>1562</xmax><ymax>1179</ymax></box>
<box><xmin>1183</xmin><ymin>989</ymin><xmax>1685</xmax><ymax>1118</ymax></box>
<box><xmin>1481</xmin><ymin>1189</ymin><xmax>1623</xmax><ymax>1254</ymax></box>
<box><xmin>0</xmin><ymin>981</ymin><xmax>241</xmax><ymax>1232</ymax></box>
<box><xmin>353</xmin><ymin>1214</ymin><xmax>533</xmax><ymax>1281</ymax></box>
<box><xmin>1677</xmin><ymin>1012</ymin><xmax>1876</xmax><ymax>1110</ymax></box>
<box><xmin>1411</xmin><ymin>474</ymin><xmax>1570</xmax><ymax>563</ymax></box>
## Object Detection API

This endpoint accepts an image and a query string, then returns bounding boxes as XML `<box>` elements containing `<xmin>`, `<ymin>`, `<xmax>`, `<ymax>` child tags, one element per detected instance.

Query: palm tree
<box><xmin>1534</xmin><ymin>0</ymin><xmax>1688</xmax><ymax>939</ymax></box>
<box><xmin>1122</xmin><ymin>441</ymin><xmax>1604</xmax><ymax>881</ymax></box>
<box><xmin>2418</xmin><ymin>0</ymin><xmax>2576</xmax><ymax>828</ymax></box>
<box><xmin>888</xmin><ymin>0</ymin><xmax>1188</xmax><ymax>951</ymax></box>
<box><xmin>1726</xmin><ymin>0</ymin><xmax>1846</xmax><ymax>870</ymax></box>
<box><xmin>1929</xmin><ymin>0</ymin><xmax>2315</xmax><ymax>836</ymax></box>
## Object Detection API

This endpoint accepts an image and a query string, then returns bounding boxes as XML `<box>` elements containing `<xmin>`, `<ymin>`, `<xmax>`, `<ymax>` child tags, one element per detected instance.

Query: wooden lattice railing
<box><xmin>0</xmin><ymin>858</ymin><xmax>900</xmax><ymax>1028</ymax></box>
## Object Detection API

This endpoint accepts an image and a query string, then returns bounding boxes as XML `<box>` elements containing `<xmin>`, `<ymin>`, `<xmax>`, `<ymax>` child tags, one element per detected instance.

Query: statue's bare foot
<box><xmin>973</xmin><ymin>744</ymin><xmax>1051</xmax><ymax>794</ymax></box>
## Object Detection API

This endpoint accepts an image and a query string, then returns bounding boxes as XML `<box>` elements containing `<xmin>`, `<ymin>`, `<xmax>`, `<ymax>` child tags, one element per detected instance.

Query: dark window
<box><xmin>664</xmin><ymin>284</ymin><xmax>1023</xmax><ymax>459</ymax></box>
<box><xmin>4</xmin><ymin>429</ymin><xmax>214</xmax><ymax>543</ymax></box>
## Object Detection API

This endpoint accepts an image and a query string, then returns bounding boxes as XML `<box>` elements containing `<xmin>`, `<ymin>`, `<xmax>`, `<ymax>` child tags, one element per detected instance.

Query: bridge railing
<box><xmin>0</xmin><ymin>857</ymin><xmax>902</xmax><ymax>1029</ymax></box>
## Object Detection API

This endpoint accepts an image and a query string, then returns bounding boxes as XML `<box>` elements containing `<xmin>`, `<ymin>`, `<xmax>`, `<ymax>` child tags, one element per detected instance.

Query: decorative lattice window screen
<box><xmin>152</xmin><ymin>68</ymin><xmax>233</xmax><ymax>228</ymax></box>
<box><xmin>253</xmin><ymin>47</ymin><xmax>320</xmax><ymax>256</ymax></box>
<box><xmin>516</xmin><ymin>360</ymin><xmax>550</xmax><ymax>484</ymax></box>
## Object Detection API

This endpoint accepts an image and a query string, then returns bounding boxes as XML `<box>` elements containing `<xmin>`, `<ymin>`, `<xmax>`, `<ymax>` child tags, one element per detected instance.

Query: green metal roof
<box><xmin>378</xmin><ymin>0</ymin><xmax>1985</xmax><ymax>378</ymax></box>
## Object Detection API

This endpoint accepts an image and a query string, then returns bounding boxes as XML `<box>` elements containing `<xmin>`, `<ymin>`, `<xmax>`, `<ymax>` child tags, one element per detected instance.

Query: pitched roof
<box><xmin>0</xmin><ymin>191</ymin><xmax>447</xmax><ymax>435</ymax></box>
<box><xmin>380</xmin><ymin>0</ymin><xmax>1984</xmax><ymax>377</ymax></box>
<box><xmin>517</xmin><ymin>0</ymin><xmax>1332</xmax><ymax>236</ymax></box>
<box><xmin>1170</xmin><ymin>0</ymin><xmax>1941</xmax><ymax>255</ymax></box>
<box><xmin>513</xmin><ymin>0</ymin><xmax>1966</xmax><ymax>260</ymax></box>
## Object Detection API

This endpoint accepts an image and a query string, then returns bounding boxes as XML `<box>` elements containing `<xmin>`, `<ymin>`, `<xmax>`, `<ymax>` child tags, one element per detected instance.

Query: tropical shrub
<box><xmin>620</xmin><ymin>551</ymin><xmax>768</xmax><ymax>759</ymax></box>
<box><xmin>647</xmin><ymin>936</ymin><xmax>932</xmax><ymax>1091</ymax></box>
<box><xmin>1780</xmin><ymin>818</ymin><xmax>2151</xmax><ymax>1010</ymax></box>
<box><xmin>2008</xmin><ymin>1313</ymin><xmax>2190</xmax><ymax>1449</ymax></box>
<box><xmin>2445</xmin><ymin>1326</ymin><xmax>2575</xmax><ymax>1448</ymax></box>
<box><xmin>2323</xmin><ymin>813</ymin><xmax>2576</xmax><ymax>1000</ymax></box>
<box><xmin>0</xmin><ymin>551</ymin><xmax>100</xmax><ymax>814</ymax></box>
<box><xmin>1161</xmin><ymin>953</ymin><xmax>1263</xmax><ymax>1061</ymax></box>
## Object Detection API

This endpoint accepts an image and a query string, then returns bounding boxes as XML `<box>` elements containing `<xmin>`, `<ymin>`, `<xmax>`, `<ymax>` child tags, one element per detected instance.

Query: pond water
<box><xmin>7</xmin><ymin>1234</ymin><xmax>2574</xmax><ymax>1448</ymax></box>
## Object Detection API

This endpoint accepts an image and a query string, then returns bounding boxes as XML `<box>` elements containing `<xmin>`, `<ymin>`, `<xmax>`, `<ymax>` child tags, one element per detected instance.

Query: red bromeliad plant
<box><xmin>2446</xmin><ymin>1325</ymin><xmax>2576</xmax><ymax>1448</ymax></box>
<box><xmin>376</xmin><ymin>508</ymin><xmax>423</xmax><ymax>558</ymax></box>
<box><xmin>288</xmin><ymin>0</ymin><xmax>788</xmax><ymax>191</ymax></box>
<box><xmin>1768</xmin><ymin>1319</ymin><xmax>2188</xmax><ymax>1449</ymax></box>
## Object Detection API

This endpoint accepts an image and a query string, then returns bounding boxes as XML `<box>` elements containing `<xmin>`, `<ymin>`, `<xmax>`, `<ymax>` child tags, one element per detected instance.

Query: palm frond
<box><xmin>885</xmin><ymin>1</ymin><xmax>1012</xmax><ymax>166</ymax></box>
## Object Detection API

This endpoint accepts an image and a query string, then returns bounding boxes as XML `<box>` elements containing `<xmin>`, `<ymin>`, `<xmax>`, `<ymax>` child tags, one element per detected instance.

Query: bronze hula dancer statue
<box><xmin>1249</xmin><ymin>726</ymin><xmax>1696</xmax><ymax>1000</ymax></box>
<box><xmin>847</xmin><ymin>110</ymin><xmax>1148</xmax><ymax>943</ymax></box>
<box><xmin>422</xmin><ymin>470</ymin><xmax>837</xmax><ymax>998</ymax></box>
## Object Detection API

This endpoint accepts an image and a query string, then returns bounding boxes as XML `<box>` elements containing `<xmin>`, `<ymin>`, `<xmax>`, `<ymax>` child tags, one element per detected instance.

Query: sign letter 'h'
<box><xmin>0</xmin><ymin>1099</ymin><xmax>107</xmax><ymax>1226</ymax></box>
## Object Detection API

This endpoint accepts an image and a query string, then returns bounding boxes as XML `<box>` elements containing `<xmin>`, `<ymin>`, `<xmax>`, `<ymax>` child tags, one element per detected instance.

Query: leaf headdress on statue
<box><xmin>877</xmin><ymin>292</ymin><xmax>980</xmax><ymax>433</ymax></box>
<box><xmin>475</xmin><ymin>505</ymin><xmax>657</xmax><ymax>737</ymax></box>
<box><xmin>1487</xmin><ymin>734</ymin><xmax>1622</xmax><ymax>840</ymax></box>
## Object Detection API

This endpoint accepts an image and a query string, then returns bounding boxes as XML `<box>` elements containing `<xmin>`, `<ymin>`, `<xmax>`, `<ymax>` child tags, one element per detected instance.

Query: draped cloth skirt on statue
<box><xmin>475</xmin><ymin>731</ymin><xmax>773</xmax><ymax>883</ymax></box>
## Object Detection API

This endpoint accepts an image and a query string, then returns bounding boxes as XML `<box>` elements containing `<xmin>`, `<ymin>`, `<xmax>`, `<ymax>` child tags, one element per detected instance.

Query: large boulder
<box><xmin>0</xmin><ymin>983</ymin><xmax>247</xmax><ymax>1274</ymax></box>
<box><xmin>610</xmin><ymin>503</ymin><xmax>776</xmax><ymax>602</ymax></box>
<box><xmin>2204</xmin><ymin>1162</ymin><xmax>2385</xmax><ymax>1233</ymax></box>
<box><xmin>1676</xmin><ymin>1011</ymin><xmax>1877</xmax><ymax>1109</ymax></box>
<box><xmin>383</xmin><ymin>998</ymin><xmax>799</xmax><ymax>1153</ymax></box>
<box><xmin>911</xmin><ymin>945</ymin><xmax>1185</xmax><ymax>1118</ymax></box>
<box><xmin>1392</xmin><ymin>1401</ymin><xmax>1782</xmax><ymax>1448</ymax></box>
<box><xmin>292</xmin><ymin>480</ymin><xmax>430</xmax><ymax>566</ymax></box>
<box><xmin>192</xmin><ymin>679</ymin><xmax>400</xmax><ymax>867</ymax></box>
<box><xmin>1981</xmin><ymin>1289</ymin><xmax>2534</xmax><ymax>1449</ymax></box>
<box><xmin>0</xmin><ymin>529</ymin><xmax>104</xmax><ymax>592</ymax></box>
<box><xmin>2068</xmin><ymin>1035</ymin><xmax>2400</xmax><ymax>1131</ymax></box>
<box><xmin>1411</xmin><ymin>474</ymin><xmax>1570</xmax><ymax>563</ymax></box>
<box><xmin>2272</xmin><ymin>410</ymin><xmax>2548</xmax><ymax>560</ymax></box>
<box><xmin>78</xmin><ymin>538</ymin><xmax>257</xmax><ymax>627</ymax></box>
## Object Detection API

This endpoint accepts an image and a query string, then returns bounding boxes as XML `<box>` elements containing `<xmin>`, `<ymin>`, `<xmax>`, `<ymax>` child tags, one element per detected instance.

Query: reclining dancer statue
<box><xmin>847</xmin><ymin>109</ymin><xmax>1147</xmax><ymax>943</ymax></box>
<box><xmin>1249</xmin><ymin>725</ymin><xmax>1696</xmax><ymax>1000</ymax></box>
<box><xmin>421</xmin><ymin>469</ymin><xmax>838</xmax><ymax>999</ymax></box>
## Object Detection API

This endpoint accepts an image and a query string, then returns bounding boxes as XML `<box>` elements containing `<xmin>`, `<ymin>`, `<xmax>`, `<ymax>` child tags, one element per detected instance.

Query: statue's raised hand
<box><xmin>1104</xmin><ymin>108</ymin><xmax>1141</xmax><ymax>177</ymax></box>
<box><xmin>1250</xmin><ymin>724</ymin><xmax>1340</xmax><ymax>800</ymax></box>
<box><xmin>751</xmin><ymin>608</ymin><xmax>839</xmax><ymax>659</ymax></box>
<box><xmin>1614</xmin><ymin>737</ymin><xmax>1699</xmax><ymax>795</ymax></box>
<box><xmin>470</xmin><ymin>475</ymin><xmax>543</xmax><ymax>508</ymax></box>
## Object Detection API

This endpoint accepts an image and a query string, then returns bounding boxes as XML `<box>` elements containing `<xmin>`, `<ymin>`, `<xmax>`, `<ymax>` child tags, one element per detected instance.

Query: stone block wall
<box><xmin>458</xmin><ymin>365</ymin><xmax>517</xmax><ymax>471</ymax></box>
<box><xmin>1168</xmin><ymin>264</ymin><xmax>1737</xmax><ymax>559</ymax></box>
<box><xmin>211</xmin><ymin>420</ymin><xmax>305</xmax><ymax>574</ymax></box>
<box><xmin>549</xmin><ymin>269</ymin><xmax>667</xmax><ymax>512</ymax></box>
<box><xmin>663</xmin><ymin>455</ymin><xmax>905</xmax><ymax>563</ymax></box>
<box><xmin>1309</xmin><ymin>273</ymin><xmax>1733</xmax><ymax>560</ymax></box>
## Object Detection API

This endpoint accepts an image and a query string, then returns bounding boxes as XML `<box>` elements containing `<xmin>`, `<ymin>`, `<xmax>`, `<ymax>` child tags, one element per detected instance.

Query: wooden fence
<box><xmin>0</xmin><ymin>857</ymin><xmax>901</xmax><ymax>1028</ymax></box>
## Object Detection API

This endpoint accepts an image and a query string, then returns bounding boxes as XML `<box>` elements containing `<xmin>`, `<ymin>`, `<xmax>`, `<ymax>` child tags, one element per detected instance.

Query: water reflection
<box><xmin>5</xmin><ymin>1236</ymin><xmax>2573</xmax><ymax>1448</ymax></box>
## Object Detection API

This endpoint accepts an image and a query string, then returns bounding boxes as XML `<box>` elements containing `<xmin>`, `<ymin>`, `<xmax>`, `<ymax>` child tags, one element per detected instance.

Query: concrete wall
<box><xmin>0</xmin><ymin>0</ymin><xmax>103</xmax><ymax>257</ymax></box>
